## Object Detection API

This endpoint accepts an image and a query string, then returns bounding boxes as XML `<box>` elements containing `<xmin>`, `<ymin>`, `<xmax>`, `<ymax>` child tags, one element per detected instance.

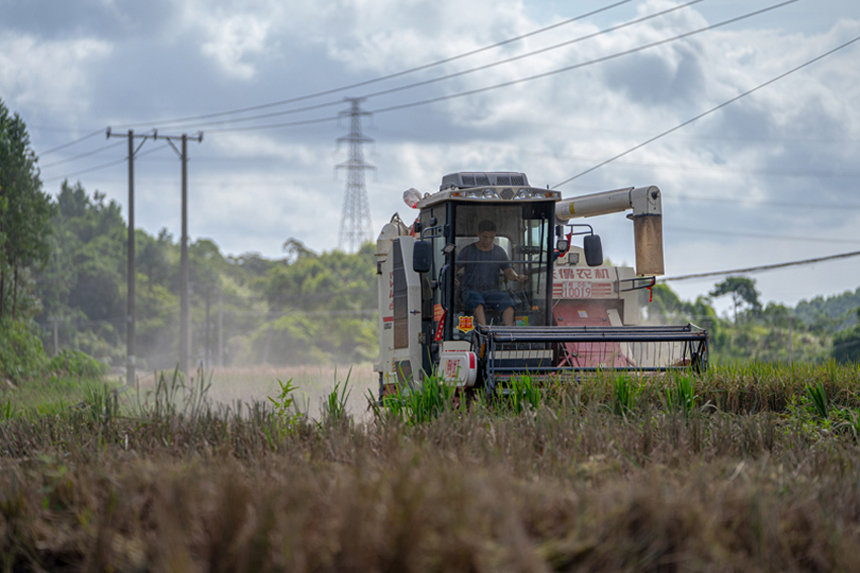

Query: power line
<box><xmin>38</xmin><ymin>141</ymin><xmax>126</xmax><ymax>170</ymax></box>
<box><xmin>159</xmin><ymin>0</ymin><xmax>705</xmax><ymax>132</ymax></box>
<box><xmin>554</xmin><ymin>32</ymin><xmax>860</xmax><ymax>187</ymax></box>
<box><xmin>366</xmin><ymin>1</ymin><xmax>799</xmax><ymax>115</ymax></box>
<box><xmin>669</xmin><ymin>195</ymin><xmax>860</xmax><ymax>211</ymax></box>
<box><xmin>109</xmin><ymin>0</ymin><xmax>638</xmax><ymax>130</ymax></box>
<box><xmin>206</xmin><ymin>115</ymin><xmax>339</xmax><ymax>134</ymax></box>
<box><xmin>38</xmin><ymin>129</ymin><xmax>104</xmax><ymax>156</ymax></box>
<box><xmin>666</xmin><ymin>226</ymin><xmax>860</xmax><ymax>245</ymax></box>
<box><xmin>42</xmin><ymin>158</ymin><xmax>127</xmax><ymax>183</ymax></box>
<box><xmin>43</xmin><ymin>144</ymin><xmax>169</xmax><ymax>183</ymax></box>
<box><xmin>661</xmin><ymin>250</ymin><xmax>860</xmax><ymax>282</ymax></box>
<box><xmin>210</xmin><ymin>0</ymin><xmax>797</xmax><ymax>134</ymax></box>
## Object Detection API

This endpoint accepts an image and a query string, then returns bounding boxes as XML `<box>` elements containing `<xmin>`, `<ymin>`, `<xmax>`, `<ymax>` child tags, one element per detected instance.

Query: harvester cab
<box><xmin>374</xmin><ymin>172</ymin><xmax>707</xmax><ymax>398</ymax></box>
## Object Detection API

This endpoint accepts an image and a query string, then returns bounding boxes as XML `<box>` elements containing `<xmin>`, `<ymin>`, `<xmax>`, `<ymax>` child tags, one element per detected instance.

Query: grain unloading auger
<box><xmin>374</xmin><ymin>172</ymin><xmax>708</xmax><ymax>398</ymax></box>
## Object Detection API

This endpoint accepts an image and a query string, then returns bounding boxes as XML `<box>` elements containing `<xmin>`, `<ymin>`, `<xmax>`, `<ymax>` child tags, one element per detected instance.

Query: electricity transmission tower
<box><xmin>336</xmin><ymin>98</ymin><xmax>375</xmax><ymax>252</ymax></box>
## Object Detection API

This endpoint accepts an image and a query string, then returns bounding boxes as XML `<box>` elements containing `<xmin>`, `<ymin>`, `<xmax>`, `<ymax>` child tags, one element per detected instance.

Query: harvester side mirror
<box><xmin>584</xmin><ymin>234</ymin><xmax>603</xmax><ymax>266</ymax></box>
<box><xmin>413</xmin><ymin>240</ymin><xmax>433</xmax><ymax>273</ymax></box>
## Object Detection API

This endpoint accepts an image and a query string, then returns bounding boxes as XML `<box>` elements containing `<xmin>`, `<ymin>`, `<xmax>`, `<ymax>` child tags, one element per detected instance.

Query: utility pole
<box><xmin>218</xmin><ymin>284</ymin><xmax>223</xmax><ymax>367</ymax></box>
<box><xmin>49</xmin><ymin>316</ymin><xmax>59</xmax><ymax>357</ymax></box>
<box><xmin>336</xmin><ymin>98</ymin><xmax>375</xmax><ymax>253</ymax></box>
<box><xmin>204</xmin><ymin>287</ymin><xmax>211</xmax><ymax>369</ymax></box>
<box><xmin>106</xmin><ymin>127</ymin><xmax>154</xmax><ymax>388</ymax></box>
<box><xmin>789</xmin><ymin>316</ymin><xmax>794</xmax><ymax>366</ymax></box>
<box><xmin>157</xmin><ymin>131</ymin><xmax>203</xmax><ymax>380</ymax></box>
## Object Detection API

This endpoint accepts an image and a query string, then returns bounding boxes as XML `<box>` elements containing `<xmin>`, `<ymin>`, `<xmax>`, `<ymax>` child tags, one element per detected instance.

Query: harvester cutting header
<box><xmin>374</xmin><ymin>171</ymin><xmax>707</xmax><ymax>398</ymax></box>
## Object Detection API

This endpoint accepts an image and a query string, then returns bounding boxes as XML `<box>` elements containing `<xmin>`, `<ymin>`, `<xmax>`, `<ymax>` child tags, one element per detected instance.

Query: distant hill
<box><xmin>795</xmin><ymin>287</ymin><xmax>860</xmax><ymax>332</ymax></box>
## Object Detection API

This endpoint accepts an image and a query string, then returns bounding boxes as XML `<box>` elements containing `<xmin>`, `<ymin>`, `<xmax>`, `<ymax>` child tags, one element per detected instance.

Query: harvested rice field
<box><xmin>2</xmin><ymin>361</ymin><xmax>860</xmax><ymax>571</ymax></box>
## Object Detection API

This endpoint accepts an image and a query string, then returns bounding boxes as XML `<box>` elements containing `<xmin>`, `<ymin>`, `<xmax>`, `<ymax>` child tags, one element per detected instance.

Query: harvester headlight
<box><xmin>482</xmin><ymin>189</ymin><xmax>500</xmax><ymax>199</ymax></box>
<box><xmin>466</xmin><ymin>189</ymin><xmax>484</xmax><ymax>198</ymax></box>
<box><xmin>515</xmin><ymin>189</ymin><xmax>534</xmax><ymax>200</ymax></box>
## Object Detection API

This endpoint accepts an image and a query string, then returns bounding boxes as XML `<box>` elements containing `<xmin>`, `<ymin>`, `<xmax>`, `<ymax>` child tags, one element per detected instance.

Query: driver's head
<box><xmin>477</xmin><ymin>220</ymin><xmax>496</xmax><ymax>243</ymax></box>
<box><xmin>477</xmin><ymin>220</ymin><xmax>496</xmax><ymax>235</ymax></box>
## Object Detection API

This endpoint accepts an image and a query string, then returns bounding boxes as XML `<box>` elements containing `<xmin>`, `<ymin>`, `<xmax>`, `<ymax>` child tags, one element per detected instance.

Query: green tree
<box><xmin>33</xmin><ymin>182</ymin><xmax>127</xmax><ymax>362</ymax></box>
<box><xmin>833</xmin><ymin>307</ymin><xmax>860</xmax><ymax>364</ymax></box>
<box><xmin>710</xmin><ymin>276</ymin><xmax>761</xmax><ymax>323</ymax></box>
<box><xmin>0</xmin><ymin>99</ymin><xmax>55</xmax><ymax>319</ymax></box>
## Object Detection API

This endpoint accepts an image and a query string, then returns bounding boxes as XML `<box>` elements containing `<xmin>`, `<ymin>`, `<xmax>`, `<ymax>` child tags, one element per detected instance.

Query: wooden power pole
<box><xmin>157</xmin><ymin>131</ymin><xmax>203</xmax><ymax>380</ymax></box>
<box><xmin>106</xmin><ymin>127</ymin><xmax>154</xmax><ymax>388</ymax></box>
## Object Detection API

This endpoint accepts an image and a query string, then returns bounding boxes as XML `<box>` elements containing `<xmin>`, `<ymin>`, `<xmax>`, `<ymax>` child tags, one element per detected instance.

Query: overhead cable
<box><xmin>211</xmin><ymin>0</ymin><xmax>795</xmax><ymax>134</ymax></box>
<box><xmin>669</xmin><ymin>195</ymin><xmax>860</xmax><ymax>211</ymax></box>
<box><xmin>38</xmin><ymin>129</ymin><xmax>104</xmax><ymax>156</ymax></box>
<box><xmin>44</xmin><ymin>144</ymin><xmax>170</xmax><ymax>183</ymax></box>
<box><xmin>164</xmin><ymin>0</ymin><xmax>705</xmax><ymax>131</ymax></box>
<box><xmin>110</xmin><ymin>0</ymin><xmax>637</xmax><ymax>129</ymax></box>
<box><xmin>39</xmin><ymin>141</ymin><xmax>126</xmax><ymax>170</ymax></box>
<box><xmin>554</xmin><ymin>32</ymin><xmax>860</xmax><ymax>187</ymax></box>
<box><xmin>367</xmin><ymin>1</ymin><xmax>798</xmax><ymax>116</ymax></box>
<box><xmin>661</xmin><ymin>250</ymin><xmax>860</xmax><ymax>282</ymax></box>
<box><xmin>666</xmin><ymin>226</ymin><xmax>860</xmax><ymax>245</ymax></box>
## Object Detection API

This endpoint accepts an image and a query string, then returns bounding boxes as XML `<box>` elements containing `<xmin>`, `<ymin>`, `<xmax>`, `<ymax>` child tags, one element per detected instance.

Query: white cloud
<box><xmin>179</xmin><ymin>0</ymin><xmax>282</xmax><ymax>79</ymax></box>
<box><xmin>0</xmin><ymin>33</ymin><xmax>111</xmax><ymax>114</ymax></box>
<box><xmin>199</xmin><ymin>15</ymin><xmax>270</xmax><ymax>79</ymax></box>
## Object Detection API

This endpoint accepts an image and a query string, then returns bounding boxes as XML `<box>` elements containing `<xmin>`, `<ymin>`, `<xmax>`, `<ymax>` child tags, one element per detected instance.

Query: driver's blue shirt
<box><xmin>456</xmin><ymin>243</ymin><xmax>511</xmax><ymax>292</ymax></box>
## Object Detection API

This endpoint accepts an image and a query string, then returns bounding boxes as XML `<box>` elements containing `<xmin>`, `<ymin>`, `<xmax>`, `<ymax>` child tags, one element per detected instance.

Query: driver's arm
<box><xmin>504</xmin><ymin>267</ymin><xmax>528</xmax><ymax>282</ymax></box>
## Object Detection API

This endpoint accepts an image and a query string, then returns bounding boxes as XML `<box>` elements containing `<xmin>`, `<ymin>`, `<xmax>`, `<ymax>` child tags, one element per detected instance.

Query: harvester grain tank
<box><xmin>374</xmin><ymin>172</ymin><xmax>707</xmax><ymax>397</ymax></box>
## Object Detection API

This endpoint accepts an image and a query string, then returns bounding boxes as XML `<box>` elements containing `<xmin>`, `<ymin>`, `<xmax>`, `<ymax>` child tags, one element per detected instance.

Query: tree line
<box><xmin>0</xmin><ymin>98</ymin><xmax>377</xmax><ymax>372</ymax></box>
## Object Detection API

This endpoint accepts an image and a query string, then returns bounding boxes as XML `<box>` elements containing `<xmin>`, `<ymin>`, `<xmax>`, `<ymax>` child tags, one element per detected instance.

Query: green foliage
<box><xmin>0</xmin><ymin>317</ymin><xmax>48</xmax><ymax>383</ymax></box>
<box><xmin>266</xmin><ymin>240</ymin><xmax>376</xmax><ymax>313</ymax></box>
<box><xmin>82</xmin><ymin>383</ymin><xmax>121</xmax><ymax>426</ymax></box>
<box><xmin>132</xmin><ymin>367</ymin><xmax>211</xmax><ymax>423</ymax></box>
<box><xmin>504</xmin><ymin>374</ymin><xmax>542</xmax><ymax>414</ymax></box>
<box><xmin>805</xmin><ymin>381</ymin><xmax>828</xmax><ymax>419</ymax></box>
<box><xmin>795</xmin><ymin>287</ymin><xmax>860</xmax><ymax>333</ymax></box>
<box><xmin>266</xmin><ymin>379</ymin><xmax>305</xmax><ymax>435</ymax></box>
<box><xmin>322</xmin><ymin>373</ymin><xmax>352</xmax><ymax>425</ymax></box>
<box><xmin>710</xmin><ymin>276</ymin><xmax>762</xmax><ymax>322</ymax></box>
<box><xmin>650</xmin><ymin>281</ymin><xmax>842</xmax><ymax>364</ymax></box>
<box><xmin>381</xmin><ymin>372</ymin><xmax>458</xmax><ymax>426</ymax></box>
<box><xmin>832</xmin><ymin>309</ymin><xmax>860</xmax><ymax>364</ymax></box>
<box><xmin>47</xmin><ymin>349</ymin><xmax>108</xmax><ymax>379</ymax></box>
<box><xmin>666</xmin><ymin>374</ymin><xmax>697</xmax><ymax>418</ymax></box>
<box><xmin>33</xmin><ymin>187</ymin><xmax>378</xmax><ymax>368</ymax></box>
<box><xmin>649</xmin><ymin>284</ymin><xmax>723</xmax><ymax>347</ymax></box>
<box><xmin>0</xmin><ymin>98</ymin><xmax>55</xmax><ymax>320</ymax></box>
<box><xmin>0</xmin><ymin>397</ymin><xmax>17</xmax><ymax>420</ymax></box>
<box><xmin>612</xmin><ymin>373</ymin><xmax>638</xmax><ymax>416</ymax></box>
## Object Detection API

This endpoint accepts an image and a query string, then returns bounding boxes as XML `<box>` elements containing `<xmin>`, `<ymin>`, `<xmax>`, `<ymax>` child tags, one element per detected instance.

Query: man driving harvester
<box><xmin>456</xmin><ymin>220</ymin><xmax>528</xmax><ymax>326</ymax></box>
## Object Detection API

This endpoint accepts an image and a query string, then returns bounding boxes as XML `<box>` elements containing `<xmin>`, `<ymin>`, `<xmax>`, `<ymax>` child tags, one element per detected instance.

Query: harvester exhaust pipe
<box><xmin>555</xmin><ymin>186</ymin><xmax>664</xmax><ymax>276</ymax></box>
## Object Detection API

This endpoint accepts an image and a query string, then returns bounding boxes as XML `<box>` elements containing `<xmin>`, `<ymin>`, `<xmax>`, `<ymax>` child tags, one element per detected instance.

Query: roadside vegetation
<box><xmin>3</xmin><ymin>363</ymin><xmax>860</xmax><ymax>571</ymax></box>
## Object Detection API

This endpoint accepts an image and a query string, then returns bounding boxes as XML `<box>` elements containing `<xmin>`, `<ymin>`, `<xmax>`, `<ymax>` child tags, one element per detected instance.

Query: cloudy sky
<box><xmin>2</xmin><ymin>0</ymin><xmax>859</xmax><ymax>315</ymax></box>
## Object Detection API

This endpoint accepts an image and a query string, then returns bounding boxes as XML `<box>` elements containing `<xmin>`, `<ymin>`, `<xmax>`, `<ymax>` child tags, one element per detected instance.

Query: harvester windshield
<box><xmin>450</xmin><ymin>202</ymin><xmax>552</xmax><ymax>338</ymax></box>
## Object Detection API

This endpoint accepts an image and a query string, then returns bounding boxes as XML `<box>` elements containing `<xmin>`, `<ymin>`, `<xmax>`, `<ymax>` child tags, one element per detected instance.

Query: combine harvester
<box><xmin>374</xmin><ymin>172</ymin><xmax>708</xmax><ymax>397</ymax></box>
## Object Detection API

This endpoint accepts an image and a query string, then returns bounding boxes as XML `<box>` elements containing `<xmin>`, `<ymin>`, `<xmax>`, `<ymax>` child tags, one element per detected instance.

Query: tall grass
<box><xmin>379</xmin><ymin>371</ymin><xmax>458</xmax><ymax>425</ymax></box>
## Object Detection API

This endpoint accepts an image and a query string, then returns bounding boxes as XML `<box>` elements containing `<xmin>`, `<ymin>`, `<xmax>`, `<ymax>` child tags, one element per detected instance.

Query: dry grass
<box><xmin>2</xmin><ymin>362</ymin><xmax>860</xmax><ymax>571</ymax></box>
